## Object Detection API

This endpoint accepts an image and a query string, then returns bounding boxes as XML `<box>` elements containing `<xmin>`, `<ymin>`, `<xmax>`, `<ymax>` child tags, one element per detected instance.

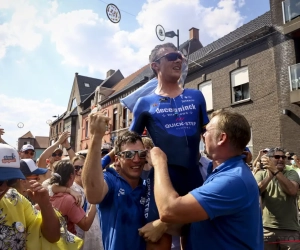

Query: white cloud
<box><xmin>0</xmin><ymin>94</ymin><xmax>65</xmax><ymax>148</ymax></box>
<box><xmin>47</xmin><ymin>0</ymin><xmax>245</xmax><ymax>76</ymax></box>
<box><xmin>0</xmin><ymin>0</ymin><xmax>245</xmax><ymax>75</ymax></box>
<box><xmin>0</xmin><ymin>0</ymin><xmax>55</xmax><ymax>59</ymax></box>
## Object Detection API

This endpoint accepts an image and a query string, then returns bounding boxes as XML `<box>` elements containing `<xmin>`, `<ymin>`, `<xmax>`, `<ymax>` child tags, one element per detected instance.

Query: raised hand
<box><xmin>27</xmin><ymin>180</ymin><xmax>50</xmax><ymax>206</ymax></box>
<box><xmin>57</xmin><ymin>131</ymin><xmax>70</xmax><ymax>145</ymax></box>
<box><xmin>149</xmin><ymin>147</ymin><xmax>167</xmax><ymax>169</ymax></box>
<box><xmin>88</xmin><ymin>112</ymin><xmax>110</xmax><ymax>137</ymax></box>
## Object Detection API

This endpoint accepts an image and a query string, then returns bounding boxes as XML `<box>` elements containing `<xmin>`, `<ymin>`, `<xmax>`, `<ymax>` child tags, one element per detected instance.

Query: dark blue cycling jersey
<box><xmin>130</xmin><ymin>88</ymin><xmax>209</xmax><ymax>169</ymax></box>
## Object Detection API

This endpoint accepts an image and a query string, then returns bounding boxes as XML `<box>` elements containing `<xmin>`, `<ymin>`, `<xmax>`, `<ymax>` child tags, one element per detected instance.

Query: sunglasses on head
<box><xmin>25</xmin><ymin>151</ymin><xmax>34</xmax><ymax>156</ymax></box>
<box><xmin>118</xmin><ymin>150</ymin><xmax>147</xmax><ymax>160</ymax></box>
<box><xmin>52</xmin><ymin>153</ymin><xmax>62</xmax><ymax>157</ymax></box>
<box><xmin>74</xmin><ymin>165</ymin><xmax>83</xmax><ymax>171</ymax></box>
<box><xmin>0</xmin><ymin>179</ymin><xmax>18</xmax><ymax>187</ymax></box>
<box><xmin>273</xmin><ymin>155</ymin><xmax>287</xmax><ymax>160</ymax></box>
<box><xmin>155</xmin><ymin>52</ymin><xmax>183</xmax><ymax>62</ymax></box>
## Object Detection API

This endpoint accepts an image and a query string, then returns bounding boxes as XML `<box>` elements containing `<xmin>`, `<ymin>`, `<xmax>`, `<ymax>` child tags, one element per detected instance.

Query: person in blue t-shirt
<box><xmin>150</xmin><ymin>109</ymin><xmax>263</xmax><ymax>250</ymax></box>
<box><xmin>130</xmin><ymin>42</ymin><xmax>209</xmax><ymax>249</ymax></box>
<box><xmin>82</xmin><ymin>114</ymin><xmax>150</xmax><ymax>250</ymax></box>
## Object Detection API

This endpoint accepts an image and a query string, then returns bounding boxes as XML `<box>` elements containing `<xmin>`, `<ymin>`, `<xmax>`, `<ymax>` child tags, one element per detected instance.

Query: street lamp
<box><xmin>156</xmin><ymin>25</ymin><xmax>180</xmax><ymax>50</ymax></box>
<box><xmin>165</xmin><ymin>30</ymin><xmax>179</xmax><ymax>50</ymax></box>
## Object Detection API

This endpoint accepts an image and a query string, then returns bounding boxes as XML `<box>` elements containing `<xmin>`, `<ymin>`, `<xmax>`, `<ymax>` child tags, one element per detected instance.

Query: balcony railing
<box><xmin>289</xmin><ymin>63</ymin><xmax>300</xmax><ymax>91</ymax></box>
<box><xmin>283</xmin><ymin>0</ymin><xmax>300</xmax><ymax>24</ymax></box>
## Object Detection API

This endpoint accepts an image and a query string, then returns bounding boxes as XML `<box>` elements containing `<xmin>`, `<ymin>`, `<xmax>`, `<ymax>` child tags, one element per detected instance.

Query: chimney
<box><xmin>75</xmin><ymin>72</ymin><xmax>78</xmax><ymax>76</ymax></box>
<box><xmin>189</xmin><ymin>27</ymin><xmax>199</xmax><ymax>40</ymax></box>
<box><xmin>106</xmin><ymin>69</ymin><xmax>115</xmax><ymax>78</ymax></box>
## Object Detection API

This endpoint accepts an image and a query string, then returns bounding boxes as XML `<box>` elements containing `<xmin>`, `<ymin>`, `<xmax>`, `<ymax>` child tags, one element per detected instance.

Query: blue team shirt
<box><xmin>97</xmin><ymin>168</ymin><xmax>146</xmax><ymax>250</ymax></box>
<box><xmin>187</xmin><ymin>155</ymin><xmax>263</xmax><ymax>250</ymax></box>
<box><xmin>130</xmin><ymin>89</ymin><xmax>209</xmax><ymax>168</ymax></box>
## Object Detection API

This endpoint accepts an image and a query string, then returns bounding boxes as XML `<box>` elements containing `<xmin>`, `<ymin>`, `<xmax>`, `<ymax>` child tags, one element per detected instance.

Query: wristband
<box><xmin>272</xmin><ymin>171</ymin><xmax>280</xmax><ymax>176</ymax></box>
<box><xmin>66</xmin><ymin>146</ymin><xmax>72</xmax><ymax>151</ymax></box>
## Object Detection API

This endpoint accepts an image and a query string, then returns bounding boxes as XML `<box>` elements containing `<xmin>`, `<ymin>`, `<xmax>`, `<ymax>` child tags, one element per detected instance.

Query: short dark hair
<box><xmin>114</xmin><ymin>131</ymin><xmax>144</xmax><ymax>155</ymax></box>
<box><xmin>149</xmin><ymin>43</ymin><xmax>177</xmax><ymax>76</ymax></box>
<box><xmin>49</xmin><ymin>160</ymin><xmax>74</xmax><ymax>186</ymax></box>
<box><xmin>266</xmin><ymin>147</ymin><xmax>285</xmax><ymax>157</ymax></box>
<box><xmin>211</xmin><ymin>109</ymin><xmax>251</xmax><ymax>152</ymax></box>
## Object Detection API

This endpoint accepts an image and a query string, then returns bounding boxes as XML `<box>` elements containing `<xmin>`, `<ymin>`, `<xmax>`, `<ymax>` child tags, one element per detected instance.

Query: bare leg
<box><xmin>146</xmin><ymin>234</ymin><xmax>172</xmax><ymax>250</ymax></box>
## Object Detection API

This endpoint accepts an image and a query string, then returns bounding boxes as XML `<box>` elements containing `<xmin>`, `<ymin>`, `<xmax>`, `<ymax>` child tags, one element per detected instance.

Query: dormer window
<box><xmin>84</xmin><ymin>83</ymin><xmax>90</xmax><ymax>87</ymax></box>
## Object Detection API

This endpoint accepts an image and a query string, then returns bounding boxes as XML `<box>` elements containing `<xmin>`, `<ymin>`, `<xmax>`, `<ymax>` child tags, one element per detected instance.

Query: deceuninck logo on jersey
<box><xmin>155</xmin><ymin>104</ymin><xmax>196</xmax><ymax>114</ymax></box>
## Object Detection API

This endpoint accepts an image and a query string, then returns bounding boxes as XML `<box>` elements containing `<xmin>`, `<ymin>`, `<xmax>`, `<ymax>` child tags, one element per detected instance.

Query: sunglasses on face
<box><xmin>25</xmin><ymin>151</ymin><xmax>34</xmax><ymax>156</ymax></box>
<box><xmin>0</xmin><ymin>179</ymin><xmax>18</xmax><ymax>187</ymax></box>
<box><xmin>118</xmin><ymin>150</ymin><xmax>147</xmax><ymax>160</ymax></box>
<box><xmin>273</xmin><ymin>155</ymin><xmax>287</xmax><ymax>160</ymax></box>
<box><xmin>74</xmin><ymin>165</ymin><xmax>83</xmax><ymax>172</ymax></box>
<box><xmin>155</xmin><ymin>52</ymin><xmax>183</xmax><ymax>62</ymax></box>
<box><xmin>52</xmin><ymin>153</ymin><xmax>62</xmax><ymax>157</ymax></box>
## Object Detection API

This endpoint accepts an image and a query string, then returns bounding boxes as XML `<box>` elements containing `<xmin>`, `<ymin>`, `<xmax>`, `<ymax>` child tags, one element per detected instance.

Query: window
<box><xmin>85</xmin><ymin>120</ymin><xmax>89</xmax><ymax>138</ymax></box>
<box><xmin>231</xmin><ymin>67</ymin><xmax>250</xmax><ymax>103</ymax></box>
<box><xmin>198</xmin><ymin>80</ymin><xmax>213</xmax><ymax>111</ymax></box>
<box><xmin>84</xmin><ymin>83</ymin><xmax>90</xmax><ymax>87</ymax></box>
<box><xmin>59</xmin><ymin>123</ymin><xmax>61</xmax><ymax>133</ymax></box>
<box><xmin>122</xmin><ymin>107</ymin><xmax>129</xmax><ymax>128</ymax></box>
<box><xmin>56</xmin><ymin>124</ymin><xmax>58</xmax><ymax>135</ymax></box>
<box><xmin>113</xmin><ymin>108</ymin><xmax>118</xmax><ymax>131</ymax></box>
<box><xmin>70</xmin><ymin>98</ymin><xmax>77</xmax><ymax>110</ymax></box>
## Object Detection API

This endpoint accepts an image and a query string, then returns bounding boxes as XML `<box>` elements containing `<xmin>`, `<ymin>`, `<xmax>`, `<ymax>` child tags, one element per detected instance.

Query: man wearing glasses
<box><xmin>83</xmin><ymin>114</ymin><xmax>149</xmax><ymax>250</ymax></box>
<box><xmin>130</xmin><ymin>43</ymin><xmax>209</xmax><ymax>248</ymax></box>
<box><xmin>19</xmin><ymin>144</ymin><xmax>35</xmax><ymax>159</ymax></box>
<box><xmin>255</xmin><ymin>147</ymin><xmax>300</xmax><ymax>249</ymax></box>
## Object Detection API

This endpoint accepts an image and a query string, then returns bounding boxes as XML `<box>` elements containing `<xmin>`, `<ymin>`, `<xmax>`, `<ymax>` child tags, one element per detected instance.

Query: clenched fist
<box><xmin>88</xmin><ymin>112</ymin><xmax>110</xmax><ymax>137</ymax></box>
<box><xmin>149</xmin><ymin>147</ymin><xmax>167</xmax><ymax>169</ymax></box>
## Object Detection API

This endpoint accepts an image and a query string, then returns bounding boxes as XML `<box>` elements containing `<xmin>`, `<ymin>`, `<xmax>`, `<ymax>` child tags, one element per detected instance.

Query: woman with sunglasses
<box><xmin>51</xmin><ymin>156</ymin><xmax>103</xmax><ymax>250</ymax></box>
<box><xmin>49</xmin><ymin>160</ymin><xmax>97</xmax><ymax>237</ymax></box>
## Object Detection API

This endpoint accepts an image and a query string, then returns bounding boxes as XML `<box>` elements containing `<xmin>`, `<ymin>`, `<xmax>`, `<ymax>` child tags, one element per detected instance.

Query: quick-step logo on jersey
<box><xmin>118</xmin><ymin>188</ymin><xmax>125</xmax><ymax>196</ymax></box>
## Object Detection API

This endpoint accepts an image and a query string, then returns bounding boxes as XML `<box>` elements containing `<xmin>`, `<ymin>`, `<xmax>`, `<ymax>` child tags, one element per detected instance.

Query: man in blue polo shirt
<box><xmin>150</xmin><ymin>109</ymin><xmax>263</xmax><ymax>249</ymax></box>
<box><xmin>82</xmin><ymin>113</ymin><xmax>147</xmax><ymax>250</ymax></box>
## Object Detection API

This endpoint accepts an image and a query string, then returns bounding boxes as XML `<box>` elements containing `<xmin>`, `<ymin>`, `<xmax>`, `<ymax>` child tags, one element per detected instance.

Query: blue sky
<box><xmin>0</xmin><ymin>0</ymin><xmax>270</xmax><ymax>147</ymax></box>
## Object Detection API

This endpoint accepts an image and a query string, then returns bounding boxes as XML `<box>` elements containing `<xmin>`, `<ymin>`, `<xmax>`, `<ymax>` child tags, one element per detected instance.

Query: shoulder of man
<box><xmin>284</xmin><ymin>169</ymin><xmax>300</xmax><ymax>184</ymax></box>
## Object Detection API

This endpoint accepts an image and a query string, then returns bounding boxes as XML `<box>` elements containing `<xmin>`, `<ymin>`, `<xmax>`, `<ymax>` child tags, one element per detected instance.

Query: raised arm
<box><xmin>82</xmin><ymin>113</ymin><xmax>110</xmax><ymax>204</ymax></box>
<box><xmin>38</xmin><ymin>132</ymin><xmax>69</xmax><ymax>168</ymax></box>
<box><xmin>253</xmin><ymin>150</ymin><xmax>264</xmax><ymax>168</ymax></box>
<box><xmin>61</xmin><ymin>136</ymin><xmax>76</xmax><ymax>161</ymax></box>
